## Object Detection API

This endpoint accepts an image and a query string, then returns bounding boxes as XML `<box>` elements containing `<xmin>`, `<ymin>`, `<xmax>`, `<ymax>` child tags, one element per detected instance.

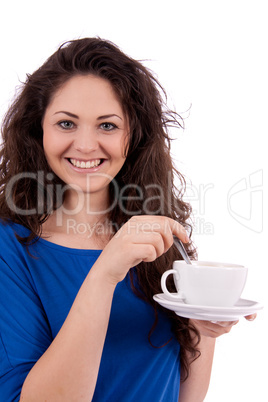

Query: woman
<box><xmin>0</xmin><ymin>38</ymin><xmax>255</xmax><ymax>401</ymax></box>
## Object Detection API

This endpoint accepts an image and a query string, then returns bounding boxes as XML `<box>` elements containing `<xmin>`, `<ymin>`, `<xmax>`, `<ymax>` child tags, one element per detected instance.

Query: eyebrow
<box><xmin>97</xmin><ymin>114</ymin><xmax>123</xmax><ymax>121</ymax></box>
<box><xmin>54</xmin><ymin>111</ymin><xmax>79</xmax><ymax>118</ymax></box>
<box><xmin>54</xmin><ymin>111</ymin><xmax>123</xmax><ymax>120</ymax></box>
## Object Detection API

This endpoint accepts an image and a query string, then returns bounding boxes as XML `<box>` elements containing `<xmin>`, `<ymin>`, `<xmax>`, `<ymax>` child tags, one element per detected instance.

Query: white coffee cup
<box><xmin>161</xmin><ymin>260</ymin><xmax>248</xmax><ymax>307</ymax></box>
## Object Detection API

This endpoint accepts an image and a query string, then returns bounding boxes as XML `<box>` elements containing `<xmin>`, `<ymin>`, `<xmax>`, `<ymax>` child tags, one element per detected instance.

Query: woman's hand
<box><xmin>190</xmin><ymin>313</ymin><xmax>257</xmax><ymax>338</ymax></box>
<box><xmin>94</xmin><ymin>215</ymin><xmax>188</xmax><ymax>286</ymax></box>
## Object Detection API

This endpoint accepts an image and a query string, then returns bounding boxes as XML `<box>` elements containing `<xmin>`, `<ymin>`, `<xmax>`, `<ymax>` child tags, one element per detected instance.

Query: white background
<box><xmin>0</xmin><ymin>1</ymin><xmax>267</xmax><ymax>400</ymax></box>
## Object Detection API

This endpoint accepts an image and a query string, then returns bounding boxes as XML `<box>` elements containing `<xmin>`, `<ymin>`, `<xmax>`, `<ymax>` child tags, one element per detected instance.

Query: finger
<box><xmin>127</xmin><ymin>216</ymin><xmax>179</xmax><ymax>251</ymax></box>
<box><xmin>166</xmin><ymin>217</ymin><xmax>189</xmax><ymax>243</ymax></box>
<box><xmin>137</xmin><ymin>244</ymin><xmax>158</xmax><ymax>263</ymax></box>
<box><xmin>123</xmin><ymin>216</ymin><xmax>188</xmax><ymax>253</ymax></box>
<box><xmin>191</xmin><ymin>319</ymin><xmax>240</xmax><ymax>338</ymax></box>
<box><xmin>211</xmin><ymin>320</ymin><xmax>239</xmax><ymax>328</ymax></box>
<box><xmin>244</xmin><ymin>313</ymin><xmax>257</xmax><ymax>321</ymax></box>
<box><xmin>196</xmin><ymin>319</ymin><xmax>238</xmax><ymax>328</ymax></box>
<box><xmin>132</xmin><ymin>231</ymin><xmax>165</xmax><ymax>258</ymax></box>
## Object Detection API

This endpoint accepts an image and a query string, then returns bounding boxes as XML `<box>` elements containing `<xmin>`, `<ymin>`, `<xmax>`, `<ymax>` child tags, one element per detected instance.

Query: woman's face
<box><xmin>42</xmin><ymin>75</ymin><xmax>129</xmax><ymax>199</ymax></box>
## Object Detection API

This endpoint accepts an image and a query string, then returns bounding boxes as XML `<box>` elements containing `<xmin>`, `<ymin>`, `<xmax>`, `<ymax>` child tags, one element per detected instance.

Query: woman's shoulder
<box><xmin>0</xmin><ymin>219</ymin><xmax>30</xmax><ymax>266</ymax></box>
<box><xmin>0</xmin><ymin>219</ymin><xmax>30</xmax><ymax>243</ymax></box>
<box><xmin>0</xmin><ymin>220</ymin><xmax>36</xmax><ymax>288</ymax></box>
<box><xmin>0</xmin><ymin>219</ymin><xmax>34</xmax><ymax>264</ymax></box>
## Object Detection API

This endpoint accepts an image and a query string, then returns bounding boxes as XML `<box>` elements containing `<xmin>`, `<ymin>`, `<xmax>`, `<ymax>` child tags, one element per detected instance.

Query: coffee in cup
<box><xmin>161</xmin><ymin>260</ymin><xmax>248</xmax><ymax>307</ymax></box>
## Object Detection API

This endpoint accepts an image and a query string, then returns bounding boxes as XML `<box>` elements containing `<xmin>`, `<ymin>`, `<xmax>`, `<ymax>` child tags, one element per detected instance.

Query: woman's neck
<box><xmin>55</xmin><ymin>189</ymin><xmax>109</xmax><ymax>227</ymax></box>
<box><xmin>41</xmin><ymin>189</ymin><xmax>112</xmax><ymax>249</ymax></box>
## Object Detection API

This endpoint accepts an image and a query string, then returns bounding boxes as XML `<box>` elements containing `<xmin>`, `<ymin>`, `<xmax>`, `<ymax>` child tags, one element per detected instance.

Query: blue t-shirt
<box><xmin>0</xmin><ymin>221</ymin><xmax>180</xmax><ymax>401</ymax></box>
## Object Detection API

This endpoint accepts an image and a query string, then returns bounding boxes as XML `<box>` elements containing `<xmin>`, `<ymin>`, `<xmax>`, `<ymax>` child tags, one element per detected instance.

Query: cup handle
<box><xmin>161</xmin><ymin>269</ymin><xmax>184</xmax><ymax>299</ymax></box>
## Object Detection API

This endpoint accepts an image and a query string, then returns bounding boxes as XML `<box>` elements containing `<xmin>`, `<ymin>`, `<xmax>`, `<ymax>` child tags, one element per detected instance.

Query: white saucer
<box><xmin>153</xmin><ymin>293</ymin><xmax>264</xmax><ymax>321</ymax></box>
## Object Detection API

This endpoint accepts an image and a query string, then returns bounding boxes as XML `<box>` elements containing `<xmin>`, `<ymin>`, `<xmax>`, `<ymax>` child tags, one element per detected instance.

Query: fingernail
<box><xmin>184</xmin><ymin>233</ymin><xmax>190</xmax><ymax>243</ymax></box>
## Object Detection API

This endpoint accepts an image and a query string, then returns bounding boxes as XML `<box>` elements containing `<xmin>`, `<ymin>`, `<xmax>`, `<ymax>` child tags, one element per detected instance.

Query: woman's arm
<box><xmin>179</xmin><ymin>315</ymin><xmax>257</xmax><ymax>402</ymax></box>
<box><xmin>179</xmin><ymin>334</ymin><xmax>216</xmax><ymax>402</ymax></box>
<box><xmin>20</xmin><ymin>264</ymin><xmax>116</xmax><ymax>401</ymax></box>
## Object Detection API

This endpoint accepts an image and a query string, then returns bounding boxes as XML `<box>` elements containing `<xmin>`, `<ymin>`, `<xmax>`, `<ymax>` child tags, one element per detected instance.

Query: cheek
<box><xmin>42</xmin><ymin>133</ymin><xmax>51</xmax><ymax>155</ymax></box>
<box><xmin>103</xmin><ymin>136</ymin><xmax>125</xmax><ymax>160</ymax></box>
<box><xmin>43</xmin><ymin>130</ymin><xmax>67</xmax><ymax>160</ymax></box>
<box><xmin>119</xmin><ymin>133</ymin><xmax>129</xmax><ymax>158</ymax></box>
<box><xmin>43</xmin><ymin>125</ymin><xmax>54</xmax><ymax>156</ymax></box>
<box><xmin>43</xmin><ymin>137</ymin><xmax>57</xmax><ymax>163</ymax></box>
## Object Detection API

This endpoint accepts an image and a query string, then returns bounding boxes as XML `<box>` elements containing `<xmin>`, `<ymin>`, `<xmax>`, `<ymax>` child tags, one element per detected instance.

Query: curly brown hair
<box><xmin>0</xmin><ymin>37</ymin><xmax>200</xmax><ymax>380</ymax></box>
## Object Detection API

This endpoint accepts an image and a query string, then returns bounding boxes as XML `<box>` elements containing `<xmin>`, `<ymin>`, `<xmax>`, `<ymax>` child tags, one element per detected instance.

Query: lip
<box><xmin>65</xmin><ymin>158</ymin><xmax>107</xmax><ymax>173</ymax></box>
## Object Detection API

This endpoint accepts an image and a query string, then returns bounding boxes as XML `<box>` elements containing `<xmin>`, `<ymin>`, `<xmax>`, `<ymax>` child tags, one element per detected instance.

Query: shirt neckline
<box><xmin>37</xmin><ymin>236</ymin><xmax>103</xmax><ymax>254</ymax></box>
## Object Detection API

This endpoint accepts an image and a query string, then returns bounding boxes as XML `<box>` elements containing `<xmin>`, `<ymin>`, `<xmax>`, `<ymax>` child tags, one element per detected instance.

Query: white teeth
<box><xmin>70</xmin><ymin>159</ymin><xmax>101</xmax><ymax>169</ymax></box>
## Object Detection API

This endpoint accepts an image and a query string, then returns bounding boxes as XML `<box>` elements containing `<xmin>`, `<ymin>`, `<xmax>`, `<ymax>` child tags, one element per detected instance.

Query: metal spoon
<box><xmin>173</xmin><ymin>235</ymin><xmax>192</xmax><ymax>264</ymax></box>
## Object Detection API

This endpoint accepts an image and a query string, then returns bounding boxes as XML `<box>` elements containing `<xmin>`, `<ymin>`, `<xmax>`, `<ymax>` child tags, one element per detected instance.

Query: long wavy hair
<box><xmin>0</xmin><ymin>38</ymin><xmax>200</xmax><ymax>380</ymax></box>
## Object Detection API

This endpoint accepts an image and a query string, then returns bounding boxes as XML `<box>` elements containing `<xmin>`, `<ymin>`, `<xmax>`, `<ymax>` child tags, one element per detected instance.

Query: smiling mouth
<box><xmin>68</xmin><ymin>158</ymin><xmax>103</xmax><ymax>169</ymax></box>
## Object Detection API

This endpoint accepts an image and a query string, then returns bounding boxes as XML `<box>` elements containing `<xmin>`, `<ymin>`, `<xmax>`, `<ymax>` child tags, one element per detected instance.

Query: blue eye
<box><xmin>58</xmin><ymin>120</ymin><xmax>74</xmax><ymax>129</ymax></box>
<box><xmin>100</xmin><ymin>122</ymin><xmax>117</xmax><ymax>131</ymax></box>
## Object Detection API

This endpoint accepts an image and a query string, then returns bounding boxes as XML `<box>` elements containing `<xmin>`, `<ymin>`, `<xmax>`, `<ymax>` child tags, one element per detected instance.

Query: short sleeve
<box><xmin>0</xmin><ymin>257</ymin><xmax>53</xmax><ymax>400</ymax></box>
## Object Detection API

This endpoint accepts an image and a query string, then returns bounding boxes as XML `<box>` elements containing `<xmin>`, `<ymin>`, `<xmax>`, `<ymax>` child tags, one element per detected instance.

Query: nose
<box><xmin>73</xmin><ymin>127</ymin><xmax>99</xmax><ymax>153</ymax></box>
